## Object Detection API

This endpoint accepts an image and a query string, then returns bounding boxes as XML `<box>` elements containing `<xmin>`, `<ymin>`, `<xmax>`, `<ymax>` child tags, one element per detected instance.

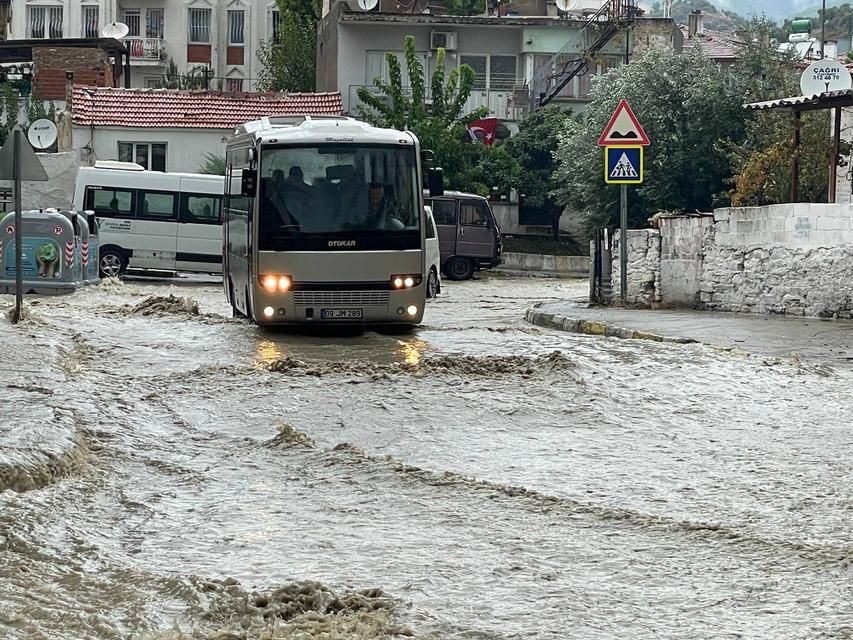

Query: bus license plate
<box><xmin>321</xmin><ymin>308</ymin><xmax>363</xmax><ymax>320</ymax></box>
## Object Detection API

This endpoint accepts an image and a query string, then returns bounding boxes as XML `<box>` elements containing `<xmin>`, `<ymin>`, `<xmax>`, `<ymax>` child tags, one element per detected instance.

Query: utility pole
<box><xmin>821</xmin><ymin>0</ymin><xmax>826</xmax><ymax>58</ymax></box>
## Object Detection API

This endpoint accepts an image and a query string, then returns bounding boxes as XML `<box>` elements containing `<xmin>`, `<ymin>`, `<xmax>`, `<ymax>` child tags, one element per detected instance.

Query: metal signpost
<box><xmin>598</xmin><ymin>99</ymin><xmax>649</xmax><ymax>302</ymax></box>
<box><xmin>0</xmin><ymin>125</ymin><xmax>49</xmax><ymax>323</ymax></box>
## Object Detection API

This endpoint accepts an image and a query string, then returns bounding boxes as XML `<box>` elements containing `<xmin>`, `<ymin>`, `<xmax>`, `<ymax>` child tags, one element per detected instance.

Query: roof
<box><xmin>0</xmin><ymin>38</ymin><xmax>127</xmax><ymax>63</ymax></box>
<box><xmin>745</xmin><ymin>89</ymin><xmax>853</xmax><ymax>112</ymax></box>
<box><xmin>678</xmin><ymin>26</ymin><xmax>739</xmax><ymax>61</ymax></box>
<box><xmin>246</xmin><ymin>117</ymin><xmax>417</xmax><ymax>146</ymax></box>
<box><xmin>338</xmin><ymin>5</ymin><xmax>674</xmax><ymax>29</ymax></box>
<box><xmin>71</xmin><ymin>87</ymin><xmax>343</xmax><ymax>129</ymax></box>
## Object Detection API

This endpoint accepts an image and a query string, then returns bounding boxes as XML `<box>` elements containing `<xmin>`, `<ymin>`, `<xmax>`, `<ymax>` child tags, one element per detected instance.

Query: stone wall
<box><xmin>610</xmin><ymin>229</ymin><xmax>661</xmax><ymax>306</ymax></box>
<box><xmin>608</xmin><ymin>204</ymin><xmax>853</xmax><ymax>318</ymax></box>
<box><xmin>659</xmin><ymin>215</ymin><xmax>714</xmax><ymax>307</ymax></box>
<box><xmin>0</xmin><ymin>151</ymin><xmax>79</xmax><ymax>211</ymax></box>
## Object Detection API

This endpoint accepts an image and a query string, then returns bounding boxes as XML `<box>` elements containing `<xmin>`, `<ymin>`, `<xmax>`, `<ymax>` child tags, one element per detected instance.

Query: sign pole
<box><xmin>620</xmin><ymin>184</ymin><xmax>627</xmax><ymax>303</ymax></box>
<box><xmin>12</xmin><ymin>128</ymin><xmax>22</xmax><ymax>324</ymax></box>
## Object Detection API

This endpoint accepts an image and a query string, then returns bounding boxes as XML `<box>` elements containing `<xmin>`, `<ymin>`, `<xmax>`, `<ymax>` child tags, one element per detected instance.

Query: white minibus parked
<box><xmin>72</xmin><ymin>162</ymin><xmax>225</xmax><ymax>277</ymax></box>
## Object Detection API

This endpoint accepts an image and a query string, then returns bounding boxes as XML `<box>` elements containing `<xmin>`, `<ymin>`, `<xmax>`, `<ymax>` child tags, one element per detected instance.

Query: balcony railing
<box><xmin>124</xmin><ymin>37</ymin><xmax>166</xmax><ymax>62</ymax></box>
<box><xmin>349</xmin><ymin>84</ymin><xmax>527</xmax><ymax>121</ymax></box>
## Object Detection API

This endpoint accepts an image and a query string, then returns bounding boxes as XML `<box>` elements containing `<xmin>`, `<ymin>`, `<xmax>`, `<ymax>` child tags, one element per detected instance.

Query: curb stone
<box><xmin>525</xmin><ymin>308</ymin><xmax>698</xmax><ymax>345</ymax></box>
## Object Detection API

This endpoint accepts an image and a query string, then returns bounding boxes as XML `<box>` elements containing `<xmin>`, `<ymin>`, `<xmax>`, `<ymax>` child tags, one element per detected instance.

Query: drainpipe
<box><xmin>0</xmin><ymin>1</ymin><xmax>10</xmax><ymax>41</ymax></box>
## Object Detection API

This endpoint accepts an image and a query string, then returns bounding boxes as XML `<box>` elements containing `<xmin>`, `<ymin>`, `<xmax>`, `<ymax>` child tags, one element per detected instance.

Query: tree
<box><xmin>726</xmin><ymin>18</ymin><xmax>831</xmax><ymax>206</ymax></box>
<box><xmin>501</xmin><ymin>106</ymin><xmax>572</xmax><ymax>239</ymax></box>
<box><xmin>257</xmin><ymin>0</ymin><xmax>319</xmax><ymax>92</ymax></box>
<box><xmin>357</xmin><ymin>35</ymin><xmax>512</xmax><ymax>194</ymax></box>
<box><xmin>552</xmin><ymin>46</ymin><xmax>744</xmax><ymax>234</ymax></box>
<box><xmin>198</xmin><ymin>153</ymin><xmax>226</xmax><ymax>176</ymax></box>
<box><xmin>444</xmin><ymin>0</ymin><xmax>486</xmax><ymax>16</ymax></box>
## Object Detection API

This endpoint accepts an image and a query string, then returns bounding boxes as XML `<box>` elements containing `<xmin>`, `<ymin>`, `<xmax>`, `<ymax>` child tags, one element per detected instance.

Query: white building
<box><xmin>69</xmin><ymin>86</ymin><xmax>343</xmax><ymax>173</ymax></box>
<box><xmin>8</xmin><ymin>0</ymin><xmax>286</xmax><ymax>90</ymax></box>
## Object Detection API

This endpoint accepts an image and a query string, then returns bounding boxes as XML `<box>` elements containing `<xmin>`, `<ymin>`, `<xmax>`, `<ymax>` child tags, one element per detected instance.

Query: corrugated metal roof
<box><xmin>71</xmin><ymin>87</ymin><xmax>343</xmax><ymax>128</ymax></box>
<box><xmin>744</xmin><ymin>89</ymin><xmax>853</xmax><ymax>111</ymax></box>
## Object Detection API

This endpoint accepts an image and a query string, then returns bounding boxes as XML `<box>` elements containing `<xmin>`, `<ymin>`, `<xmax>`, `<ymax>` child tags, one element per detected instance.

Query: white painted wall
<box><xmin>0</xmin><ymin>150</ymin><xmax>80</xmax><ymax>210</ymax></box>
<box><xmin>71</xmin><ymin>125</ymin><xmax>228</xmax><ymax>173</ymax></box>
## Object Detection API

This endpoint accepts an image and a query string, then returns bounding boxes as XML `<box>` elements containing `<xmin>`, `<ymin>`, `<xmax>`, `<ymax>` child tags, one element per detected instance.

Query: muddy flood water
<box><xmin>1</xmin><ymin>274</ymin><xmax>852</xmax><ymax>639</ymax></box>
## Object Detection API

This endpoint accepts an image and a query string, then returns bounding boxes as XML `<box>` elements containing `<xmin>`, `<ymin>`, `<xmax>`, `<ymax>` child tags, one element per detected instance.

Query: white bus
<box><xmin>72</xmin><ymin>162</ymin><xmax>225</xmax><ymax>277</ymax></box>
<box><xmin>223</xmin><ymin>115</ymin><xmax>443</xmax><ymax>326</ymax></box>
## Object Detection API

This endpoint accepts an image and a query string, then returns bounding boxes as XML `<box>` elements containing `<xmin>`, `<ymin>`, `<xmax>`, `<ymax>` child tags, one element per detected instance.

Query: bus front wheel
<box><xmin>99</xmin><ymin>249</ymin><xmax>127</xmax><ymax>278</ymax></box>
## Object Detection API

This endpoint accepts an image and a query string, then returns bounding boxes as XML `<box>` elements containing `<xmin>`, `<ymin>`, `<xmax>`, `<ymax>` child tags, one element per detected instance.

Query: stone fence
<box><xmin>607</xmin><ymin>203</ymin><xmax>853</xmax><ymax>319</ymax></box>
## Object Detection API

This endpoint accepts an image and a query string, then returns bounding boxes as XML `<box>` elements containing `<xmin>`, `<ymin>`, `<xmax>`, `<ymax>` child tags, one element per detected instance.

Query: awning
<box><xmin>744</xmin><ymin>89</ymin><xmax>853</xmax><ymax>112</ymax></box>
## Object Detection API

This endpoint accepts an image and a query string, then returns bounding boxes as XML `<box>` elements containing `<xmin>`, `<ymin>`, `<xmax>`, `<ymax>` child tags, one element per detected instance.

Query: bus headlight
<box><xmin>391</xmin><ymin>275</ymin><xmax>422</xmax><ymax>289</ymax></box>
<box><xmin>261</xmin><ymin>275</ymin><xmax>293</xmax><ymax>292</ymax></box>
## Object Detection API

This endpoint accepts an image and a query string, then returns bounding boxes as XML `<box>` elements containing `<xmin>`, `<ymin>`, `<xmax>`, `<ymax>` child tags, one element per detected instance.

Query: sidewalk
<box><xmin>527</xmin><ymin>301</ymin><xmax>853</xmax><ymax>364</ymax></box>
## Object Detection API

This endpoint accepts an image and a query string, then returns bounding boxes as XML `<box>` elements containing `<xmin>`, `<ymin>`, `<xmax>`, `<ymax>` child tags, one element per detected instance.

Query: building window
<box><xmin>123</xmin><ymin>9</ymin><xmax>141</xmax><ymax>37</ymax></box>
<box><xmin>28</xmin><ymin>6</ymin><xmax>64</xmax><ymax>39</ymax></box>
<box><xmin>226</xmin><ymin>78</ymin><xmax>244</xmax><ymax>92</ymax></box>
<box><xmin>145</xmin><ymin>77</ymin><xmax>164</xmax><ymax>88</ymax></box>
<box><xmin>189</xmin><ymin>8</ymin><xmax>211</xmax><ymax>44</ymax></box>
<box><xmin>118</xmin><ymin>142</ymin><xmax>167</xmax><ymax>172</ymax></box>
<box><xmin>82</xmin><ymin>5</ymin><xmax>99</xmax><ymax>38</ymax></box>
<box><xmin>146</xmin><ymin>8</ymin><xmax>164</xmax><ymax>39</ymax></box>
<box><xmin>269</xmin><ymin>9</ymin><xmax>281</xmax><ymax>41</ymax></box>
<box><xmin>228</xmin><ymin>10</ymin><xmax>245</xmax><ymax>45</ymax></box>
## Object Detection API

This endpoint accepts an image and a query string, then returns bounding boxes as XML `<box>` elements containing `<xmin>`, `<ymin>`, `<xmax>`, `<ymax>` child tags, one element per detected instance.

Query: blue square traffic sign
<box><xmin>604</xmin><ymin>146</ymin><xmax>644</xmax><ymax>185</ymax></box>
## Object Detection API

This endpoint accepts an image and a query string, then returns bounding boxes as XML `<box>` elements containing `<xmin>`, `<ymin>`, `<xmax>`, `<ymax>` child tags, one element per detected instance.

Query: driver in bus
<box><xmin>363</xmin><ymin>183</ymin><xmax>404</xmax><ymax>230</ymax></box>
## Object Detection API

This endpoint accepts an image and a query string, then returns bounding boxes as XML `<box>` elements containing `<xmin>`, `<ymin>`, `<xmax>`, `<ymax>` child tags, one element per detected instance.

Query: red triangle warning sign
<box><xmin>598</xmin><ymin>99</ymin><xmax>650</xmax><ymax>147</ymax></box>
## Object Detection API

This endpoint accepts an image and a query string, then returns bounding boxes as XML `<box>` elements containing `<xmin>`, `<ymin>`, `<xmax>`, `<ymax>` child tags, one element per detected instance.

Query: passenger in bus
<box><xmin>262</xmin><ymin>170</ymin><xmax>300</xmax><ymax>231</ymax></box>
<box><xmin>285</xmin><ymin>166</ymin><xmax>311</xmax><ymax>194</ymax></box>
<box><xmin>109</xmin><ymin>197</ymin><xmax>119</xmax><ymax>213</ymax></box>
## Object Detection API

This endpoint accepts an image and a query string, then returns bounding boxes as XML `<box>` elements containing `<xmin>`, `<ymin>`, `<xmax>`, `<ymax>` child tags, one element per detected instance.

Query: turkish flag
<box><xmin>469</xmin><ymin>118</ymin><xmax>498</xmax><ymax>145</ymax></box>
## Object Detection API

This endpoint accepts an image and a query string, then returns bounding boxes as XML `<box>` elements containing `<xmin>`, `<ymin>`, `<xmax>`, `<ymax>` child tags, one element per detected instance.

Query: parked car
<box><xmin>424</xmin><ymin>205</ymin><xmax>442</xmax><ymax>298</ymax></box>
<box><xmin>423</xmin><ymin>190</ymin><xmax>502</xmax><ymax>280</ymax></box>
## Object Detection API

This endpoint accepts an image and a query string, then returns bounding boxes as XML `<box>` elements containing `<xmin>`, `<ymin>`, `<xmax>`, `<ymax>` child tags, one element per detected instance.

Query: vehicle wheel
<box><xmin>99</xmin><ymin>249</ymin><xmax>127</xmax><ymax>278</ymax></box>
<box><xmin>446</xmin><ymin>256</ymin><xmax>474</xmax><ymax>281</ymax></box>
<box><xmin>426</xmin><ymin>268</ymin><xmax>439</xmax><ymax>298</ymax></box>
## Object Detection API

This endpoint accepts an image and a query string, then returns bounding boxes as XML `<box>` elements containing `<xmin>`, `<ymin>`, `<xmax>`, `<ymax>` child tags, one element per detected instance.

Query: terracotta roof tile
<box><xmin>71</xmin><ymin>87</ymin><xmax>343</xmax><ymax>128</ymax></box>
<box><xmin>679</xmin><ymin>26</ymin><xmax>739</xmax><ymax>61</ymax></box>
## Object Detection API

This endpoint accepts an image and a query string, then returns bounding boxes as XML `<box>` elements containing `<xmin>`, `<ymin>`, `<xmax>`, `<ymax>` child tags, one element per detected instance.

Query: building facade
<box><xmin>8</xmin><ymin>0</ymin><xmax>285</xmax><ymax>90</ymax></box>
<box><xmin>317</xmin><ymin>0</ymin><xmax>681</xmax><ymax>124</ymax></box>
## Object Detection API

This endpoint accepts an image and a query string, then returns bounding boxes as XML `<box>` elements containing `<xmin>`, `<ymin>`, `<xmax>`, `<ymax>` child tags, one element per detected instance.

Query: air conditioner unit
<box><xmin>430</xmin><ymin>31</ymin><xmax>457</xmax><ymax>51</ymax></box>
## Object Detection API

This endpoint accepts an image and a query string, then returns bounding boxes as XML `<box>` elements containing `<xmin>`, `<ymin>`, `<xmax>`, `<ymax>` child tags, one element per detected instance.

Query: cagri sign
<box><xmin>800</xmin><ymin>59</ymin><xmax>852</xmax><ymax>97</ymax></box>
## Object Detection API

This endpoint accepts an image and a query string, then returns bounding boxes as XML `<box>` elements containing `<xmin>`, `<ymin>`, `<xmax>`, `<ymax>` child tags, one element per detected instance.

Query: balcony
<box><xmin>349</xmin><ymin>84</ymin><xmax>527</xmax><ymax>122</ymax></box>
<box><xmin>124</xmin><ymin>37</ymin><xmax>166</xmax><ymax>64</ymax></box>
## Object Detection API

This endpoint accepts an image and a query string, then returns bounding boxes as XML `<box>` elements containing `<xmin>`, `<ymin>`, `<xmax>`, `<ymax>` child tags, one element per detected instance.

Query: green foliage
<box><xmin>552</xmin><ymin>46</ymin><xmax>744</xmax><ymax>233</ymax></box>
<box><xmin>444</xmin><ymin>0</ymin><xmax>485</xmax><ymax>16</ymax></box>
<box><xmin>499</xmin><ymin>106</ymin><xmax>572</xmax><ymax>237</ymax></box>
<box><xmin>199</xmin><ymin>153</ymin><xmax>227</xmax><ymax>176</ymax></box>
<box><xmin>257</xmin><ymin>0</ymin><xmax>319</xmax><ymax>92</ymax></box>
<box><xmin>357</xmin><ymin>35</ymin><xmax>512</xmax><ymax>194</ymax></box>
<box><xmin>0</xmin><ymin>85</ymin><xmax>57</xmax><ymax>150</ymax></box>
<box><xmin>725</xmin><ymin>18</ymin><xmax>829</xmax><ymax>206</ymax></box>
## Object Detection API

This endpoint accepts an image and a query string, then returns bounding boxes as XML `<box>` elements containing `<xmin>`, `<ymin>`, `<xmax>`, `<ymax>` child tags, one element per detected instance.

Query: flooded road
<box><xmin>2</xmin><ymin>274</ymin><xmax>852</xmax><ymax>639</ymax></box>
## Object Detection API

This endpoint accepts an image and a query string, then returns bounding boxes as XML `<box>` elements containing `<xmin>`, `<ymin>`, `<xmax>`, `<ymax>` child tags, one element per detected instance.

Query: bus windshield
<box><xmin>258</xmin><ymin>144</ymin><xmax>420</xmax><ymax>250</ymax></box>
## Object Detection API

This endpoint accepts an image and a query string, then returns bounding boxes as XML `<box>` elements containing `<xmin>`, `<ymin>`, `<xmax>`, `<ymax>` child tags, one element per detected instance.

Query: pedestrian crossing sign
<box><xmin>604</xmin><ymin>146</ymin><xmax>643</xmax><ymax>185</ymax></box>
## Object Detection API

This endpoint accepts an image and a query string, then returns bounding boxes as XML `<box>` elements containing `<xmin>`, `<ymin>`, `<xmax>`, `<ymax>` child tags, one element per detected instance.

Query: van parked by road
<box><xmin>423</xmin><ymin>190</ymin><xmax>501</xmax><ymax>280</ymax></box>
<box><xmin>72</xmin><ymin>162</ymin><xmax>224</xmax><ymax>277</ymax></box>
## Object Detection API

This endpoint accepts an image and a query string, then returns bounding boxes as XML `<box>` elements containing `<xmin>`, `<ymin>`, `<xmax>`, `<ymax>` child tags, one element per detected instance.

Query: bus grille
<box><xmin>292</xmin><ymin>290</ymin><xmax>390</xmax><ymax>307</ymax></box>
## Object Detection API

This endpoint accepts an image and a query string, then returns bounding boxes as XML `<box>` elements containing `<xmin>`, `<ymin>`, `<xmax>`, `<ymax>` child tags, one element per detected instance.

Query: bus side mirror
<box><xmin>241</xmin><ymin>169</ymin><xmax>257</xmax><ymax>198</ymax></box>
<box><xmin>428</xmin><ymin>168</ymin><xmax>444</xmax><ymax>198</ymax></box>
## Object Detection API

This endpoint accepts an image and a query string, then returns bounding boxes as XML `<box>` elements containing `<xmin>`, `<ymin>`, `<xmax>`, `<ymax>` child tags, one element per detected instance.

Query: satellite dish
<box><xmin>555</xmin><ymin>0</ymin><xmax>578</xmax><ymax>12</ymax></box>
<box><xmin>102</xmin><ymin>21</ymin><xmax>130</xmax><ymax>40</ymax></box>
<box><xmin>800</xmin><ymin>59</ymin><xmax>852</xmax><ymax>96</ymax></box>
<box><xmin>357</xmin><ymin>0</ymin><xmax>379</xmax><ymax>11</ymax></box>
<box><xmin>27</xmin><ymin>119</ymin><xmax>58</xmax><ymax>150</ymax></box>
